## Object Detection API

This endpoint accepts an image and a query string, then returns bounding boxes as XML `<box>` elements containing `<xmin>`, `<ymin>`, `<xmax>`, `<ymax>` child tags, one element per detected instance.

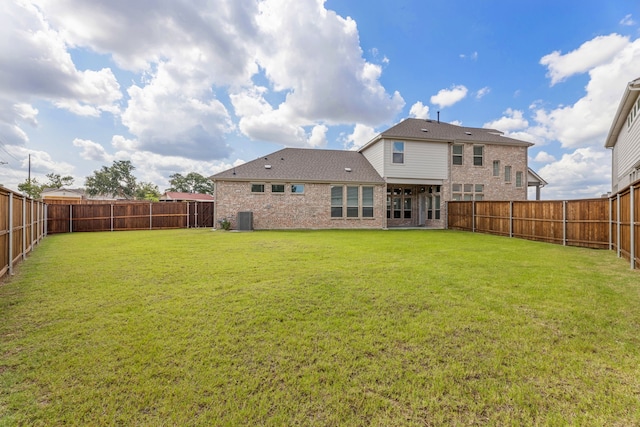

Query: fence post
<box><xmin>609</xmin><ymin>197</ymin><xmax>613</xmax><ymax>251</ymax></box>
<box><xmin>617</xmin><ymin>194</ymin><xmax>621</xmax><ymax>258</ymax></box>
<box><xmin>631</xmin><ymin>185</ymin><xmax>635</xmax><ymax>270</ymax></box>
<box><xmin>562</xmin><ymin>200</ymin><xmax>567</xmax><ymax>246</ymax></box>
<box><xmin>44</xmin><ymin>204</ymin><xmax>48</xmax><ymax>236</ymax></box>
<box><xmin>22</xmin><ymin>196</ymin><xmax>26</xmax><ymax>260</ymax></box>
<box><xmin>69</xmin><ymin>204</ymin><xmax>73</xmax><ymax>233</ymax></box>
<box><xmin>111</xmin><ymin>204</ymin><xmax>114</xmax><ymax>232</ymax></box>
<box><xmin>187</xmin><ymin>202</ymin><xmax>190</xmax><ymax>229</ymax></box>
<box><xmin>8</xmin><ymin>193</ymin><xmax>13</xmax><ymax>275</ymax></box>
<box><xmin>149</xmin><ymin>202</ymin><xmax>153</xmax><ymax>230</ymax></box>
<box><xmin>471</xmin><ymin>201</ymin><xmax>475</xmax><ymax>232</ymax></box>
<box><xmin>509</xmin><ymin>201</ymin><xmax>513</xmax><ymax>238</ymax></box>
<box><xmin>195</xmin><ymin>201</ymin><xmax>199</xmax><ymax>228</ymax></box>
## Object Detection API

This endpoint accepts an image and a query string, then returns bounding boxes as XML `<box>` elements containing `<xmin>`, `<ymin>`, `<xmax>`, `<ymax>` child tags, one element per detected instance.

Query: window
<box><xmin>291</xmin><ymin>184</ymin><xmax>305</xmax><ymax>194</ymax></box>
<box><xmin>452</xmin><ymin>144</ymin><xmax>463</xmax><ymax>165</ymax></box>
<box><xmin>387</xmin><ymin>187</ymin><xmax>412</xmax><ymax>219</ymax></box>
<box><xmin>515</xmin><ymin>171</ymin><xmax>523</xmax><ymax>188</ymax></box>
<box><xmin>504</xmin><ymin>166</ymin><xmax>512</xmax><ymax>183</ymax></box>
<box><xmin>362</xmin><ymin>187</ymin><xmax>374</xmax><ymax>217</ymax></box>
<box><xmin>452</xmin><ymin>193</ymin><xmax>462</xmax><ymax>201</ymax></box>
<box><xmin>331</xmin><ymin>186</ymin><xmax>343</xmax><ymax>217</ymax></box>
<box><xmin>272</xmin><ymin>184</ymin><xmax>285</xmax><ymax>193</ymax></box>
<box><xmin>464</xmin><ymin>183</ymin><xmax>473</xmax><ymax>193</ymax></box>
<box><xmin>493</xmin><ymin>160</ymin><xmax>500</xmax><ymax>177</ymax></box>
<box><xmin>452</xmin><ymin>183</ymin><xmax>462</xmax><ymax>193</ymax></box>
<box><xmin>455</xmin><ymin>182</ymin><xmax>483</xmax><ymax>200</ymax></box>
<box><xmin>392</xmin><ymin>196</ymin><xmax>402</xmax><ymax>218</ymax></box>
<box><xmin>427</xmin><ymin>195</ymin><xmax>440</xmax><ymax>219</ymax></box>
<box><xmin>251</xmin><ymin>183</ymin><xmax>265</xmax><ymax>193</ymax></box>
<box><xmin>347</xmin><ymin>186</ymin><xmax>359</xmax><ymax>217</ymax></box>
<box><xmin>475</xmin><ymin>184</ymin><xmax>484</xmax><ymax>193</ymax></box>
<box><xmin>475</xmin><ymin>194</ymin><xmax>484</xmax><ymax>201</ymax></box>
<box><xmin>392</xmin><ymin>142</ymin><xmax>404</xmax><ymax>164</ymax></box>
<box><xmin>403</xmin><ymin>197</ymin><xmax>412</xmax><ymax>218</ymax></box>
<box><xmin>473</xmin><ymin>145</ymin><xmax>484</xmax><ymax>166</ymax></box>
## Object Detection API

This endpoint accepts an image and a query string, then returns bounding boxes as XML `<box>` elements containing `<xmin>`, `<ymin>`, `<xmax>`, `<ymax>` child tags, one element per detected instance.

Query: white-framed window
<box><xmin>392</xmin><ymin>142</ymin><xmax>404</xmax><ymax>164</ymax></box>
<box><xmin>291</xmin><ymin>184</ymin><xmax>305</xmax><ymax>194</ymax></box>
<box><xmin>362</xmin><ymin>186</ymin><xmax>374</xmax><ymax>218</ymax></box>
<box><xmin>427</xmin><ymin>195</ymin><xmax>441</xmax><ymax>219</ymax></box>
<box><xmin>493</xmin><ymin>160</ymin><xmax>500</xmax><ymax>177</ymax></box>
<box><xmin>347</xmin><ymin>186</ymin><xmax>359</xmax><ymax>217</ymax></box>
<box><xmin>387</xmin><ymin>187</ymin><xmax>412</xmax><ymax>219</ymax></box>
<box><xmin>331</xmin><ymin>186</ymin><xmax>343</xmax><ymax>218</ymax></box>
<box><xmin>452</xmin><ymin>144</ymin><xmax>463</xmax><ymax>165</ymax></box>
<box><xmin>454</xmin><ymin>182</ymin><xmax>484</xmax><ymax>200</ymax></box>
<box><xmin>251</xmin><ymin>183</ymin><xmax>265</xmax><ymax>193</ymax></box>
<box><xmin>473</xmin><ymin>145</ymin><xmax>484</xmax><ymax>166</ymax></box>
<box><xmin>504</xmin><ymin>166</ymin><xmax>512</xmax><ymax>183</ymax></box>
<box><xmin>515</xmin><ymin>171</ymin><xmax>523</xmax><ymax>188</ymax></box>
<box><xmin>272</xmin><ymin>184</ymin><xmax>285</xmax><ymax>193</ymax></box>
<box><xmin>475</xmin><ymin>184</ymin><xmax>484</xmax><ymax>193</ymax></box>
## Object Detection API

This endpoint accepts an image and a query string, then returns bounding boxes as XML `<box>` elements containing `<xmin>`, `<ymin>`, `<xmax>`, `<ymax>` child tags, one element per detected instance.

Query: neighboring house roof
<box><xmin>211</xmin><ymin>148</ymin><xmax>385</xmax><ymax>184</ymax></box>
<box><xmin>159</xmin><ymin>192</ymin><xmax>214</xmax><ymax>201</ymax></box>
<box><xmin>360</xmin><ymin>118</ymin><xmax>534</xmax><ymax>150</ymax></box>
<box><xmin>605</xmin><ymin>76</ymin><xmax>640</xmax><ymax>149</ymax></box>
<box><xmin>41</xmin><ymin>188</ymin><xmax>85</xmax><ymax>198</ymax></box>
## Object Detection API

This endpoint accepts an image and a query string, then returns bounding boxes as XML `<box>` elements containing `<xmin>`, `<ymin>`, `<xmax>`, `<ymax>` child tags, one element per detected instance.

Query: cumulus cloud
<box><xmin>409</xmin><ymin>102</ymin><xmax>430</xmax><ymax>120</ymax></box>
<box><xmin>538</xmin><ymin>147</ymin><xmax>610</xmax><ymax>199</ymax></box>
<box><xmin>532</xmin><ymin>151</ymin><xmax>557</xmax><ymax>163</ymax></box>
<box><xmin>484</xmin><ymin>109</ymin><xmax>528</xmax><ymax>132</ymax></box>
<box><xmin>540</xmin><ymin>34</ymin><xmax>629</xmax><ymax>85</ymax></box>
<box><xmin>342</xmin><ymin>123</ymin><xmax>377</xmax><ymax>150</ymax></box>
<box><xmin>73</xmin><ymin>138</ymin><xmax>113</xmax><ymax>162</ymax></box>
<box><xmin>430</xmin><ymin>85</ymin><xmax>468</xmax><ymax>108</ymax></box>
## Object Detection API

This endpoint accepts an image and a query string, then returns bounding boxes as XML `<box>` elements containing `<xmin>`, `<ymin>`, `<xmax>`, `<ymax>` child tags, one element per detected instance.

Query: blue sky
<box><xmin>1</xmin><ymin>0</ymin><xmax>639</xmax><ymax>199</ymax></box>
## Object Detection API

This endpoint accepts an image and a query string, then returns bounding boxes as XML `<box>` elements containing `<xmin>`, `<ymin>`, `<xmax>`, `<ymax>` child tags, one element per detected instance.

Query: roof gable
<box><xmin>360</xmin><ymin>118</ymin><xmax>533</xmax><ymax>150</ymax></box>
<box><xmin>605</xmin><ymin>77</ymin><xmax>640</xmax><ymax>149</ymax></box>
<box><xmin>212</xmin><ymin>148</ymin><xmax>385</xmax><ymax>184</ymax></box>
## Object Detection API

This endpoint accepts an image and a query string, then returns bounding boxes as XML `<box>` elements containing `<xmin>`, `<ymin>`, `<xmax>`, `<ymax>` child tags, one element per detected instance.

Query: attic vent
<box><xmin>465</xmin><ymin>131</ymin><xmax>472</xmax><ymax>135</ymax></box>
<box><xmin>421</xmin><ymin>128</ymin><xmax>428</xmax><ymax>132</ymax></box>
<box><xmin>265</xmin><ymin>165</ymin><xmax>272</xmax><ymax>169</ymax></box>
<box><xmin>345</xmin><ymin>167</ymin><xmax>352</xmax><ymax>172</ymax></box>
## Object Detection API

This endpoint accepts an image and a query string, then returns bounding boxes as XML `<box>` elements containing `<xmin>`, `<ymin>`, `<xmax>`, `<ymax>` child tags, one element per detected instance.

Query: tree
<box><xmin>45</xmin><ymin>173</ymin><xmax>74</xmax><ymax>189</ymax></box>
<box><xmin>18</xmin><ymin>178</ymin><xmax>43</xmax><ymax>199</ymax></box>
<box><xmin>135</xmin><ymin>182</ymin><xmax>161</xmax><ymax>201</ymax></box>
<box><xmin>85</xmin><ymin>160</ymin><xmax>138</xmax><ymax>199</ymax></box>
<box><xmin>166</xmin><ymin>172</ymin><xmax>214</xmax><ymax>195</ymax></box>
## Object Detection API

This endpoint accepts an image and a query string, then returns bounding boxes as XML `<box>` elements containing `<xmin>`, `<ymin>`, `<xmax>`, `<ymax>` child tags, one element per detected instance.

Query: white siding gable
<box><xmin>614</xmin><ymin>99</ymin><xmax>640</xmax><ymax>190</ymax></box>
<box><xmin>361</xmin><ymin>140</ymin><xmax>384</xmax><ymax>178</ymax></box>
<box><xmin>383</xmin><ymin>139</ymin><xmax>448</xmax><ymax>180</ymax></box>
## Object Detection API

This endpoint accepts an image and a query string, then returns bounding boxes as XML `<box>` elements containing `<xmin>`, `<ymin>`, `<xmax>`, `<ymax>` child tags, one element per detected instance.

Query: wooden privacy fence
<box><xmin>0</xmin><ymin>188</ymin><xmax>47</xmax><ymax>280</ymax></box>
<box><xmin>46</xmin><ymin>201</ymin><xmax>214</xmax><ymax>234</ymax></box>
<box><xmin>448</xmin><ymin>185</ymin><xmax>639</xmax><ymax>270</ymax></box>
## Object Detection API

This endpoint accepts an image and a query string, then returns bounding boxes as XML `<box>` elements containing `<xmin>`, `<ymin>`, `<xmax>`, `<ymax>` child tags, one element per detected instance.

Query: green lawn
<box><xmin>1</xmin><ymin>229</ymin><xmax>639</xmax><ymax>425</ymax></box>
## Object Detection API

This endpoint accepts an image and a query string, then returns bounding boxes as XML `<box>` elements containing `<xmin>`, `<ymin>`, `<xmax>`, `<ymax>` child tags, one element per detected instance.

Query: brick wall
<box><xmin>215</xmin><ymin>181</ymin><xmax>386</xmax><ymax>229</ymax></box>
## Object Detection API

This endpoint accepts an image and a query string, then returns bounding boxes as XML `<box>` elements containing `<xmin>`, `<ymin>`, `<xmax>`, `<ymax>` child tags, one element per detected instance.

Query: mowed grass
<box><xmin>1</xmin><ymin>229</ymin><xmax>640</xmax><ymax>426</ymax></box>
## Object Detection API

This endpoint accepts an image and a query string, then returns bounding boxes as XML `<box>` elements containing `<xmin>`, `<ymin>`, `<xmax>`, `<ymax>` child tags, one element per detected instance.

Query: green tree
<box><xmin>85</xmin><ymin>160</ymin><xmax>138</xmax><ymax>199</ymax></box>
<box><xmin>135</xmin><ymin>182</ymin><xmax>161</xmax><ymax>201</ymax></box>
<box><xmin>45</xmin><ymin>173</ymin><xmax>74</xmax><ymax>189</ymax></box>
<box><xmin>166</xmin><ymin>172</ymin><xmax>214</xmax><ymax>194</ymax></box>
<box><xmin>18</xmin><ymin>178</ymin><xmax>43</xmax><ymax>199</ymax></box>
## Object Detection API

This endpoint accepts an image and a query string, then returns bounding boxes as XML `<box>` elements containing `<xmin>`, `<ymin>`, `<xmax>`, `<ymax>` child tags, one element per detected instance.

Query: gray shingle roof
<box><xmin>368</xmin><ymin>118</ymin><xmax>533</xmax><ymax>147</ymax></box>
<box><xmin>211</xmin><ymin>148</ymin><xmax>385</xmax><ymax>184</ymax></box>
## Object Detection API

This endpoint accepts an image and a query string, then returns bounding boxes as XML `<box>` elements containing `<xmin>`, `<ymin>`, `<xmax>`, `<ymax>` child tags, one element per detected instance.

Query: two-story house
<box><xmin>605</xmin><ymin>77</ymin><xmax>640</xmax><ymax>193</ymax></box>
<box><xmin>212</xmin><ymin>118</ymin><xmax>540</xmax><ymax>230</ymax></box>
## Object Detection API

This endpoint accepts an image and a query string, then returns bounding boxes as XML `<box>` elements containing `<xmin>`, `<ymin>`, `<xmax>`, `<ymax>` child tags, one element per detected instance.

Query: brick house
<box><xmin>605</xmin><ymin>76</ymin><xmax>640</xmax><ymax>193</ymax></box>
<box><xmin>359</xmin><ymin>118</ymin><xmax>534</xmax><ymax>228</ymax></box>
<box><xmin>212</xmin><ymin>148</ymin><xmax>386</xmax><ymax>229</ymax></box>
<box><xmin>212</xmin><ymin>118</ymin><xmax>541</xmax><ymax>230</ymax></box>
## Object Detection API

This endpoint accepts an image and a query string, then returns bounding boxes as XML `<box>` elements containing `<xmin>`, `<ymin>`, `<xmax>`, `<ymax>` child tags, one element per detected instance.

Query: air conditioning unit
<box><xmin>237</xmin><ymin>211</ymin><xmax>253</xmax><ymax>231</ymax></box>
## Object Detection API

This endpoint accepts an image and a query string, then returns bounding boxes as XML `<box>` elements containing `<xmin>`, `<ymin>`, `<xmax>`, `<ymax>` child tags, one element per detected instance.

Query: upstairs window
<box><xmin>473</xmin><ymin>145</ymin><xmax>484</xmax><ymax>166</ymax></box>
<box><xmin>392</xmin><ymin>142</ymin><xmax>404</xmax><ymax>164</ymax></box>
<box><xmin>291</xmin><ymin>184</ymin><xmax>305</xmax><ymax>194</ymax></box>
<box><xmin>516</xmin><ymin>171</ymin><xmax>523</xmax><ymax>188</ymax></box>
<box><xmin>271</xmin><ymin>184</ymin><xmax>285</xmax><ymax>193</ymax></box>
<box><xmin>504</xmin><ymin>166</ymin><xmax>512</xmax><ymax>183</ymax></box>
<box><xmin>493</xmin><ymin>160</ymin><xmax>500</xmax><ymax>177</ymax></box>
<box><xmin>251</xmin><ymin>183</ymin><xmax>265</xmax><ymax>193</ymax></box>
<box><xmin>452</xmin><ymin>144</ymin><xmax>463</xmax><ymax>165</ymax></box>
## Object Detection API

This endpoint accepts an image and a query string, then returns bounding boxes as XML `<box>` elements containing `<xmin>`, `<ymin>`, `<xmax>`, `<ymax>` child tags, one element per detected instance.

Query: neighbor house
<box><xmin>159</xmin><ymin>192</ymin><xmax>215</xmax><ymax>202</ymax></box>
<box><xmin>40</xmin><ymin>188</ymin><xmax>85</xmax><ymax>203</ymax></box>
<box><xmin>212</xmin><ymin>118</ymin><xmax>542</xmax><ymax>230</ymax></box>
<box><xmin>605</xmin><ymin>76</ymin><xmax>640</xmax><ymax>193</ymax></box>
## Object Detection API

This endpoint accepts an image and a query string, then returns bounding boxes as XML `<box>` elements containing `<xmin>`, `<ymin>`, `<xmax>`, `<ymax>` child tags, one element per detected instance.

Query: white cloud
<box><xmin>476</xmin><ymin>87</ymin><xmax>490</xmax><ymax>99</ymax></box>
<box><xmin>538</xmin><ymin>147</ymin><xmax>610</xmax><ymax>199</ymax></box>
<box><xmin>430</xmin><ymin>85</ymin><xmax>468</xmax><ymax>108</ymax></box>
<box><xmin>409</xmin><ymin>102</ymin><xmax>430</xmax><ymax>120</ymax></box>
<box><xmin>73</xmin><ymin>138</ymin><xmax>113</xmax><ymax>162</ymax></box>
<box><xmin>342</xmin><ymin>124</ymin><xmax>377</xmax><ymax>150</ymax></box>
<box><xmin>540</xmin><ymin>34</ymin><xmax>629</xmax><ymax>85</ymax></box>
<box><xmin>532</xmin><ymin>151</ymin><xmax>557</xmax><ymax>163</ymax></box>
<box><xmin>620</xmin><ymin>14</ymin><xmax>635</xmax><ymax>26</ymax></box>
<box><xmin>308</xmin><ymin>124</ymin><xmax>328</xmax><ymax>148</ymax></box>
<box><xmin>484</xmin><ymin>109</ymin><xmax>528</xmax><ymax>132</ymax></box>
